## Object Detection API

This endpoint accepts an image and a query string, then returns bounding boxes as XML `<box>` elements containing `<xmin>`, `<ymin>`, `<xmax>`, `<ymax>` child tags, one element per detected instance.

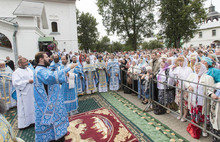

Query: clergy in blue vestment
<box><xmin>83</xmin><ymin>57</ymin><xmax>97</xmax><ymax>94</ymax></box>
<box><xmin>49</xmin><ymin>54</ymin><xmax>61</xmax><ymax>71</ymax></box>
<box><xmin>33</xmin><ymin>52</ymin><xmax>78</xmax><ymax>142</ymax></box>
<box><xmin>71</xmin><ymin>56</ymin><xmax>85</xmax><ymax>96</ymax></box>
<box><xmin>0</xmin><ymin>59</ymin><xmax>16</xmax><ymax>110</ymax></box>
<box><xmin>0</xmin><ymin>99</ymin><xmax>24</xmax><ymax>142</ymax></box>
<box><xmin>95</xmin><ymin>56</ymin><xmax>108</xmax><ymax>92</ymax></box>
<box><xmin>107</xmin><ymin>55</ymin><xmax>120</xmax><ymax>91</ymax></box>
<box><xmin>59</xmin><ymin>55</ymin><xmax>78</xmax><ymax>116</ymax></box>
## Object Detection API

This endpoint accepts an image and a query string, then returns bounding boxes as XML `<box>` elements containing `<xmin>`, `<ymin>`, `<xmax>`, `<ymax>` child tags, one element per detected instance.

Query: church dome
<box><xmin>206</xmin><ymin>4</ymin><xmax>220</xmax><ymax>23</ymax></box>
<box><xmin>208</xmin><ymin>11</ymin><xmax>220</xmax><ymax>17</ymax></box>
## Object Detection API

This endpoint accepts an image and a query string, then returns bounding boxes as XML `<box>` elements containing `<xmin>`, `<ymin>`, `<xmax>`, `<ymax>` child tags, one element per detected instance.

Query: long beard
<box><xmin>62</xmin><ymin>62</ymin><xmax>67</xmax><ymax>66</ymax></box>
<box><xmin>54</xmin><ymin>58</ymin><xmax>59</xmax><ymax>63</ymax></box>
<box><xmin>19</xmin><ymin>66</ymin><xmax>27</xmax><ymax>69</ymax></box>
<box><xmin>86</xmin><ymin>61</ymin><xmax>90</xmax><ymax>64</ymax></box>
<box><xmin>44</xmin><ymin>59</ymin><xmax>50</xmax><ymax>67</ymax></box>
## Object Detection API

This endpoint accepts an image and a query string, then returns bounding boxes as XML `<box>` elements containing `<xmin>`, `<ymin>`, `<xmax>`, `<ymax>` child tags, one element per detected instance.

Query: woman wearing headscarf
<box><xmin>141</xmin><ymin>66</ymin><xmax>152</xmax><ymax>104</ymax></box>
<box><xmin>201</xmin><ymin>56</ymin><xmax>220</xmax><ymax>83</ymax></box>
<box><xmin>185</xmin><ymin>62</ymin><xmax>214</xmax><ymax>137</ymax></box>
<box><xmin>188</xmin><ymin>54</ymin><xmax>198</xmax><ymax>72</ymax></box>
<box><xmin>168</xmin><ymin>58</ymin><xmax>178</xmax><ymax>73</ymax></box>
<box><xmin>174</xmin><ymin>56</ymin><xmax>193</xmax><ymax>122</ymax></box>
<box><xmin>138</xmin><ymin>66</ymin><xmax>147</xmax><ymax>100</ymax></box>
<box><xmin>156</xmin><ymin>60</ymin><xmax>175</xmax><ymax>114</ymax></box>
<box><xmin>160</xmin><ymin>54</ymin><xmax>168</xmax><ymax>62</ymax></box>
<box><xmin>208</xmin><ymin>54</ymin><xmax>219</xmax><ymax>69</ymax></box>
<box><xmin>128</xmin><ymin>60</ymin><xmax>141</xmax><ymax>95</ymax></box>
<box><xmin>210</xmin><ymin>54</ymin><xmax>220</xmax><ymax>69</ymax></box>
<box><xmin>167</xmin><ymin>57</ymin><xmax>174</xmax><ymax>67</ymax></box>
<box><xmin>126</xmin><ymin>58</ymin><xmax>132</xmax><ymax>68</ymax></box>
<box><xmin>167</xmin><ymin>58</ymin><xmax>179</xmax><ymax>111</ymax></box>
<box><xmin>138</xmin><ymin>57</ymin><xmax>147</xmax><ymax>68</ymax></box>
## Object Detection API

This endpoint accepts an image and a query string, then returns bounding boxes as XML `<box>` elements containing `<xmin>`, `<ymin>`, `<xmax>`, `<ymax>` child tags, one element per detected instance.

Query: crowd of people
<box><xmin>0</xmin><ymin>50</ymin><xmax>121</xmax><ymax>142</ymax></box>
<box><xmin>0</xmin><ymin>45</ymin><xmax>220</xmax><ymax>141</ymax></box>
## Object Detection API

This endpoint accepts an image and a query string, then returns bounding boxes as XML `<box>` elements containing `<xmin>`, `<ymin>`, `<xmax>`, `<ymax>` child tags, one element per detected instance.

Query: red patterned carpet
<box><xmin>65</xmin><ymin>107</ymin><xmax>138</xmax><ymax>142</ymax></box>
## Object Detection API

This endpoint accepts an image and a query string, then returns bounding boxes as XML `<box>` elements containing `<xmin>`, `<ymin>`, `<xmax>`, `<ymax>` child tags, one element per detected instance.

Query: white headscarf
<box><xmin>132</xmin><ymin>59</ymin><xmax>138</xmax><ymax>65</ymax></box>
<box><xmin>190</xmin><ymin>63</ymin><xmax>207</xmax><ymax>107</ymax></box>
<box><xmin>194</xmin><ymin>63</ymin><xmax>207</xmax><ymax>77</ymax></box>
<box><xmin>168</xmin><ymin>57</ymin><xmax>174</xmax><ymax>66</ymax></box>
<box><xmin>129</xmin><ymin>60</ymin><xmax>141</xmax><ymax>75</ymax></box>
<box><xmin>175</xmin><ymin>57</ymin><xmax>191</xmax><ymax>79</ymax></box>
<box><xmin>182</xmin><ymin>57</ymin><xmax>188</xmax><ymax>68</ymax></box>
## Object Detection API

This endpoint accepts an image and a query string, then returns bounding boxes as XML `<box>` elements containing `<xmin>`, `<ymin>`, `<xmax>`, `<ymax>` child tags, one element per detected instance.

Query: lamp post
<box><xmin>13</xmin><ymin>23</ymin><xmax>18</xmax><ymax>64</ymax></box>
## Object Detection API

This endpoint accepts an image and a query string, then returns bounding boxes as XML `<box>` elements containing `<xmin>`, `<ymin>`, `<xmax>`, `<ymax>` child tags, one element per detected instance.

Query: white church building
<box><xmin>0</xmin><ymin>0</ymin><xmax>78</xmax><ymax>61</ymax></box>
<box><xmin>184</xmin><ymin>3</ymin><xmax>220</xmax><ymax>48</ymax></box>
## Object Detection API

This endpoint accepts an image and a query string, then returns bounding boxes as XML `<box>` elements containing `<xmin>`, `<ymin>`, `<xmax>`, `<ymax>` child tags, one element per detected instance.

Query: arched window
<box><xmin>0</xmin><ymin>33</ymin><xmax>12</xmax><ymax>49</ymax></box>
<box><xmin>51</xmin><ymin>22</ymin><xmax>58</xmax><ymax>32</ymax></box>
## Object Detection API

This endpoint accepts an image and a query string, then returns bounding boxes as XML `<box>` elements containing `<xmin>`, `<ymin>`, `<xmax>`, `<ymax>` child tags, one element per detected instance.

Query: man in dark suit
<box><xmin>5</xmin><ymin>56</ymin><xmax>15</xmax><ymax>71</ymax></box>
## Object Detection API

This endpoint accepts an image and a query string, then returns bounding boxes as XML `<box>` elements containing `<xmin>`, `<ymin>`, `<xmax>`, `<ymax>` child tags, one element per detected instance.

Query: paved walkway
<box><xmin>117</xmin><ymin>91</ymin><xmax>212</xmax><ymax>142</ymax></box>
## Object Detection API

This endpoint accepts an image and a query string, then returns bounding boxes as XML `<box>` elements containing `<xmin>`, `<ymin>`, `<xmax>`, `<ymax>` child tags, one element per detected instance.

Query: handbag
<box><xmin>153</xmin><ymin>103</ymin><xmax>166</xmax><ymax>115</ymax></box>
<box><xmin>186</xmin><ymin>119</ymin><xmax>201</xmax><ymax>139</ymax></box>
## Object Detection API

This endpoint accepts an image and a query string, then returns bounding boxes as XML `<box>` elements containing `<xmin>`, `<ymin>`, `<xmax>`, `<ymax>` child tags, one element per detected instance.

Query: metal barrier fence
<box><xmin>119</xmin><ymin>64</ymin><xmax>220</xmax><ymax>139</ymax></box>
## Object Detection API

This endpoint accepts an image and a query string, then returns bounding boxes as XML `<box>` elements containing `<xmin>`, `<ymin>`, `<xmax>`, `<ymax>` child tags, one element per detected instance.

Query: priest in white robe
<box><xmin>12</xmin><ymin>57</ymin><xmax>35</xmax><ymax>129</ymax></box>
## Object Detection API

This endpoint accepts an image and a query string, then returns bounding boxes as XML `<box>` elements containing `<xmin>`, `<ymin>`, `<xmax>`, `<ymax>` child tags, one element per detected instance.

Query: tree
<box><xmin>112</xmin><ymin>42</ymin><xmax>125</xmax><ymax>52</ymax></box>
<box><xmin>95</xmin><ymin>38</ymin><xmax>126</xmax><ymax>53</ymax></box>
<box><xmin>97</xmin><ymin>0</ymin><xmax>155</xmax><ymax>51</ymax></box>
<box><xmin>158</xmin><ymin>0</ymin><xmax>206</xmax><ymax>48</ymax></box>
<box><xmin>142</xmin><ymin>40</ymin><xmax>163</xmax><ymax>49</ymax></box>
<box><xmin>95</xmin><ymin>36</ymin><xmax>111</xmax><ymax>52</ymax></box>
<box><xmin>77</xmin><ymin>12</ymin><xmax>99</xmax><ymax>52</ymax></box>
<box><xmin>142</xmin><ymin>41</ymin><xmax>149</xmax><ymax>49</ymax></box>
